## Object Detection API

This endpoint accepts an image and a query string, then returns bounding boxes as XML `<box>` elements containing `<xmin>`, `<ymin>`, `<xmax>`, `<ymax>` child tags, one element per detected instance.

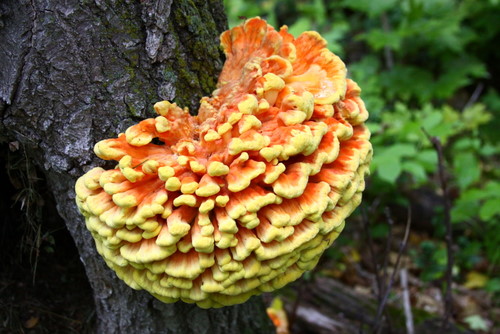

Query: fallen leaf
<box><xmin>24</xmin><ymin>316</ymin><xmax>39</xmax><ymax>329</ymax></box>
<box><xmin>463</xmin><ymin>314</ymin><xmax>490</xmax><ymax>331</ymax></box>
<box><xmin>454</xmin><ymin>294</ymin><xmax>482</xmax><ymax>318</ymax></box>
<box><xmin>414</xmin><ymin>287</ymin><xmax>443</xmax><ymax>315</ymax></box>
<box><xmin>464</xmin><ymin>271</ymin><xmax>488</xmax><ymax>289</ymax></box>
<box><xmin>321</xmin><ymin>268</ymin><xmax>344</xmax><ymax>279</ymax></box>
<box><xmin>347</xmin><ymin>248</ymin><xmax>361</xmax><ymax>263</ymax></box>
<box><xmin>9</xmin><ymin>141</ymin><xmax>20</xmax><ymax>152</ymax></box>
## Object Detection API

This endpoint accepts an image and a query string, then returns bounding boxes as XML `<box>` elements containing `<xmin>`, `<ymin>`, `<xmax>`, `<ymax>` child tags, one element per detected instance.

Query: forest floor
<box><xmin>267</xmin><ymin>217</ymin><xmax>499</xmax><ymax>334</ymax></box>
<box><xmin>0</xmin><ymin>226</ymin><xmax>95</xmax><ymax>333</ymax></box>
<box><xmin>0</xmin><ymin>153</ymin><xmax>96</xmax><ymax>334</ymax></box>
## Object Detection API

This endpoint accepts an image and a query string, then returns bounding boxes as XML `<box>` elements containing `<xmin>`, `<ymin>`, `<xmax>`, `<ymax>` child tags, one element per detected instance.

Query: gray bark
<box><xmin>0</xmin><ymin>0</ymin><xmax>274</xmax><ymax>333</ymax></box>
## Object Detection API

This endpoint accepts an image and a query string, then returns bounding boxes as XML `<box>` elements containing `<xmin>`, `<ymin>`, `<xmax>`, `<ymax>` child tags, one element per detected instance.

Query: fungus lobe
<box><xmin>75</xmin><ymin>17</ymin><xmax>372</xmax><ymax>308</ymax></box>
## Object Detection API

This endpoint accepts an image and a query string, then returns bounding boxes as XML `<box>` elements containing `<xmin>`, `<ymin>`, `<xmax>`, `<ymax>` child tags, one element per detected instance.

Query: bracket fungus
<box><xmin>75</xmin><ymin>18</ymin><xmax>372</xmax><ymax>308</ymax></box>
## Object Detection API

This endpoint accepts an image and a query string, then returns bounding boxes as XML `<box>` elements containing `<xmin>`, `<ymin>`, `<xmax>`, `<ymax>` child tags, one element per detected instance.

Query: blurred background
<box><xmin>224</xmin><ymin>0</ymin><xmax>500</xmax><ymax>333</ymax></box>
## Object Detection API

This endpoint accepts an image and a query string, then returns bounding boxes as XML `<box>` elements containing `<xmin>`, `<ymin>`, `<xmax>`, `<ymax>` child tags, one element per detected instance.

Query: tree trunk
<box><xmin>0</xmin><ymin>0</ymin><xmax>275</xmax><ymax>333</ymax></box>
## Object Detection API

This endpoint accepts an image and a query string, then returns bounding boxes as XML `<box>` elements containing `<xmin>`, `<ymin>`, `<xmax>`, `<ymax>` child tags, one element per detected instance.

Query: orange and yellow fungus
<box><xmin>75</xmin><ymin>17</ymin><xmax>372</xmax><ymax>308</ymax></box>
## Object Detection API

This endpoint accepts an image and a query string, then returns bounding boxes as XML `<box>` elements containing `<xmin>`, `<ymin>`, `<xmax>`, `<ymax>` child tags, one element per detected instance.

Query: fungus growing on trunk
<box><xmin>75</xmin><ymin>17</ymin><xmax>372</xmax><ymax>308</ymax></box>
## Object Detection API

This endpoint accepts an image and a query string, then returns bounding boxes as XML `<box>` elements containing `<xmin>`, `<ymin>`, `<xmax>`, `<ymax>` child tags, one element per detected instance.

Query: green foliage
<box><xmin>370</xmin><ymin>102</ymin><xmax>493</xmax><ymax>186</ymax></box>
<box><xmin>224</xmin><ymin>0</ymin><xmax>500</xmax><ymax>282</ymax></box>
<box><xmin>486</xmin><ymin>278</ymin><xmax>500</xmax><ymax>294</ymax></box>
<box><xmin>410</xmin><ymin>240</ymin><xmax>448</xmax><ymax>282</ymax></box>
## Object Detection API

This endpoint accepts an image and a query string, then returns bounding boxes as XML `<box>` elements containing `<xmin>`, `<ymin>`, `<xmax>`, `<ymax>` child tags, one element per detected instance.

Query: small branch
<box><xmin>400</xmin><ymin>268</ymin><xmax>414</xmax><ymax>334</ymax></box>
<box><xmin>361</xmin><ymin>206</ymin><xmax>383</xmax><ymax>303</ymax></box>
<box><xmin>462</xmin><ymin>83</ymin><xmax>484</xmax><ymax>112</ymax></box>
<box><xmin>421</xmin><ymin>128</ymin><xmax>454</xmax><ymax>330</ymax></box>
<box><xmin>381</xmin><ymin>13</ymin><xmax>394</xmax><ymax>70</ymax></box>
<box><xmin>381</xmin><ymin>208</ymin><xmax>395</xmax><ymax>296</ymax></box>
<box><xmin>373</xmin><ymin>208</ymin><xmax>412</xmax><ymax>334</ymax></box>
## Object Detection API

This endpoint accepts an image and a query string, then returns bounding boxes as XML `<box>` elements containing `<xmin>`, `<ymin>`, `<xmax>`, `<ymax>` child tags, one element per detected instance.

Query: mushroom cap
<box><xmin>75</xmin><ymin>17</ymin><xmax>372</xmax><ymax>308</ymax></box>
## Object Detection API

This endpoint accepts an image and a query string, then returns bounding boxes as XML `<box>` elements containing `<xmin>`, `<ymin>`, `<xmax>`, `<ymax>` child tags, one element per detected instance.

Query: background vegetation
<box><xmin>226</xmin><ymin>0</ymin><xmax>500</xmax><ymax>332</ymax></box>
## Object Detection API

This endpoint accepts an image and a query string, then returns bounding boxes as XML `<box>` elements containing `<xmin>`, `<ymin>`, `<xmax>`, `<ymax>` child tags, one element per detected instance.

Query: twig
<box><xmin>462</xmin><ymin>83</ymin><xmax>484</xmax><ymax>112</ymax></box>
<box><xmin>421</xmin><ymin>128</ymin><xmax>454</xmax><ymax>330</ymax></box>
<box><xmin>400</xmin><ymin>268</ymin><xmax>414</xmax><ymax>334</ymax></box>
<box><xmin>373</xmin><ymin>208</ymin><xmax>412</xmax><ymax>334</ymax></box>
<box><xmin>381</xmin><ymin>13</ymin><xmax>394</xmax><ymax>70</ymax></box>
<box><xmin>361</xmin><ymin>206</ymin><xmax>383</xmax><ymax>303</ymax></box>
<box><xmin>381</xmin><ymin>208</ymin><xmax>395</xmax><ymax>296</ymax></box>
<box><xmin>376</xmin><ymin>208</ymin><xmax>396</xmax><ymax>334</ymax></box>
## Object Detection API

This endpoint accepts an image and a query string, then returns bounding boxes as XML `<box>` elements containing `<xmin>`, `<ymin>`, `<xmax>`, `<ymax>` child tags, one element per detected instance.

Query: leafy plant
<box><xmin>410</xmin><ymin>240</ymin><xmax>448</xmax><ymax>282</ymax></box>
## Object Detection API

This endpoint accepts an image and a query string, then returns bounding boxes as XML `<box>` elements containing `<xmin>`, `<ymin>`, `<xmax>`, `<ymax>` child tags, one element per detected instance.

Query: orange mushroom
<box><xmin>75</xmin><ymin>17</ymin><xmax>372</xmax><ymax>308</ymax></box>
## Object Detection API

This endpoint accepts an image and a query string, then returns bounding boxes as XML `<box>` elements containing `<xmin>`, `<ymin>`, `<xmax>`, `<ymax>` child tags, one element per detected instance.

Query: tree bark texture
<box><xmin>0</xmin><ymin>1</ymin><xmax>275</xmax><ymax>333</ymax></box>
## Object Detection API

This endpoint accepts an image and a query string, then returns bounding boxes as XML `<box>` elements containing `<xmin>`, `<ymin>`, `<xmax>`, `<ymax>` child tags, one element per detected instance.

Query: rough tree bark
<box><xmin>0</xmin><ymin>0</ymin><xmax>275</xmax><ymax>333</ymax></box>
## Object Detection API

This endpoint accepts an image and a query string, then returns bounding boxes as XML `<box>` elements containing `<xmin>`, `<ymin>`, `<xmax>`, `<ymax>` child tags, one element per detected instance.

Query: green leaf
<box><xmin>451</xmin><ymin>186</ymin><xmax>497</xmax><ymax>223</ymax></box>
<box><xmin>322</xmin><ymin>21</ymin><xmax>349</xmax><ymax>55</ymax></box>
<box><xmin>304</xmin><ymin>0</ymin><xmax>327</xmax><ymax>25</ymax></box>
<box><xmin>380</xmin><ymin>66</ymin><xmax>434</xmax><ymax>103</ymax></box>
<box><xmin>453</xmin><ymin>138</ymin><xmax>475</xmax><ymax>151</ymax></box>
<box><xmin>462</xmin><ymin>103</ymin><xmax>492</xmax><ymax>130</ymax></box>
<box><xmin>402</xmin><ymin>161</ymin><xmax>427</xmax><ymax>182</ymax></box>
<box><xmin>382</xmin><ymin>143</ymin><xmax>417</xmax><ymax>158</ymax></box>
<box><xmin>480</xmin><ymin>143</ymin><xmax>500</xmax><ymax>156</ymax></box>
<box><xmin>400</xmin><ymin>122</ymin><xmax>423</xmax><ymax>142</ymax></box>
<box><xmin>367</xmin><ymin>123</ymin><xmax>382</xmax><ymax>133</ymax></box>
<box><xmin>485</xmin><ymin>277</ymin><xmax>500</xmax><ymax>293</ymax></box>
<box><xmin>451</xmin><ymin>202</ymin><xmax>477</xmax><ymax>223</ymax></box>
<box><xmin>436</xmin><ymin>59</ymin><xmax>487</xmax><ymax>99</ymax></box>
<box><xmin>479</xmin><ymin>199</ymin><xmax>500</xmax><ymax>221</ymax></box>
<box><xmin>484</xmin><ymin>181</ymin><xmax>500</xmax><ymax>196</ymax></box>
<box><xmin>342</xmin><ymin>0</ymin><xmax>399</xmax><ymax>17</ymax></box>
<box><xmin>420</xmin><ymin>110</ymin><xmax>442</xmax><ymax>131</ymax></box>
<box><xmin>453</xmin><ymin>152</ymin><xmax>481</xmax><ymax>189</ymax></box>
<box><xmin>376</xmin><ymin>156</ymin><xmax>402</xmax><ymax>183</ymax></box>
<box><xmin>358</xmin><ymin>29</ymin><xmax>402</xmax><ymax>51</ymax></box>
<box><xmin>415</xmin><ymin>150</ymin><xmax>438</xmax><ymax>171</ymax></box>
<box><xmin>288</xmin><ymin>17</ymin><xmax>312</xmax><ymax>37</ymax></box>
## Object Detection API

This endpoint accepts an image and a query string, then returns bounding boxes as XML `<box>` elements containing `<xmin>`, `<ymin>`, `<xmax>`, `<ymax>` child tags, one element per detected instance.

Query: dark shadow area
<box><xmin>0</xmin><ymin>143</ymin><xmax>94</xmax><ymax>333</ymax></box>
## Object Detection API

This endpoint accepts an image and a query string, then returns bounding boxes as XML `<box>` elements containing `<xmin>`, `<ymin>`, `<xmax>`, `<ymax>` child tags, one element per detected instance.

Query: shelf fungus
<box><xmin>75</xmin><ymin>17</ymin><xmax>372</xmax><ymax>308</ymax></box>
